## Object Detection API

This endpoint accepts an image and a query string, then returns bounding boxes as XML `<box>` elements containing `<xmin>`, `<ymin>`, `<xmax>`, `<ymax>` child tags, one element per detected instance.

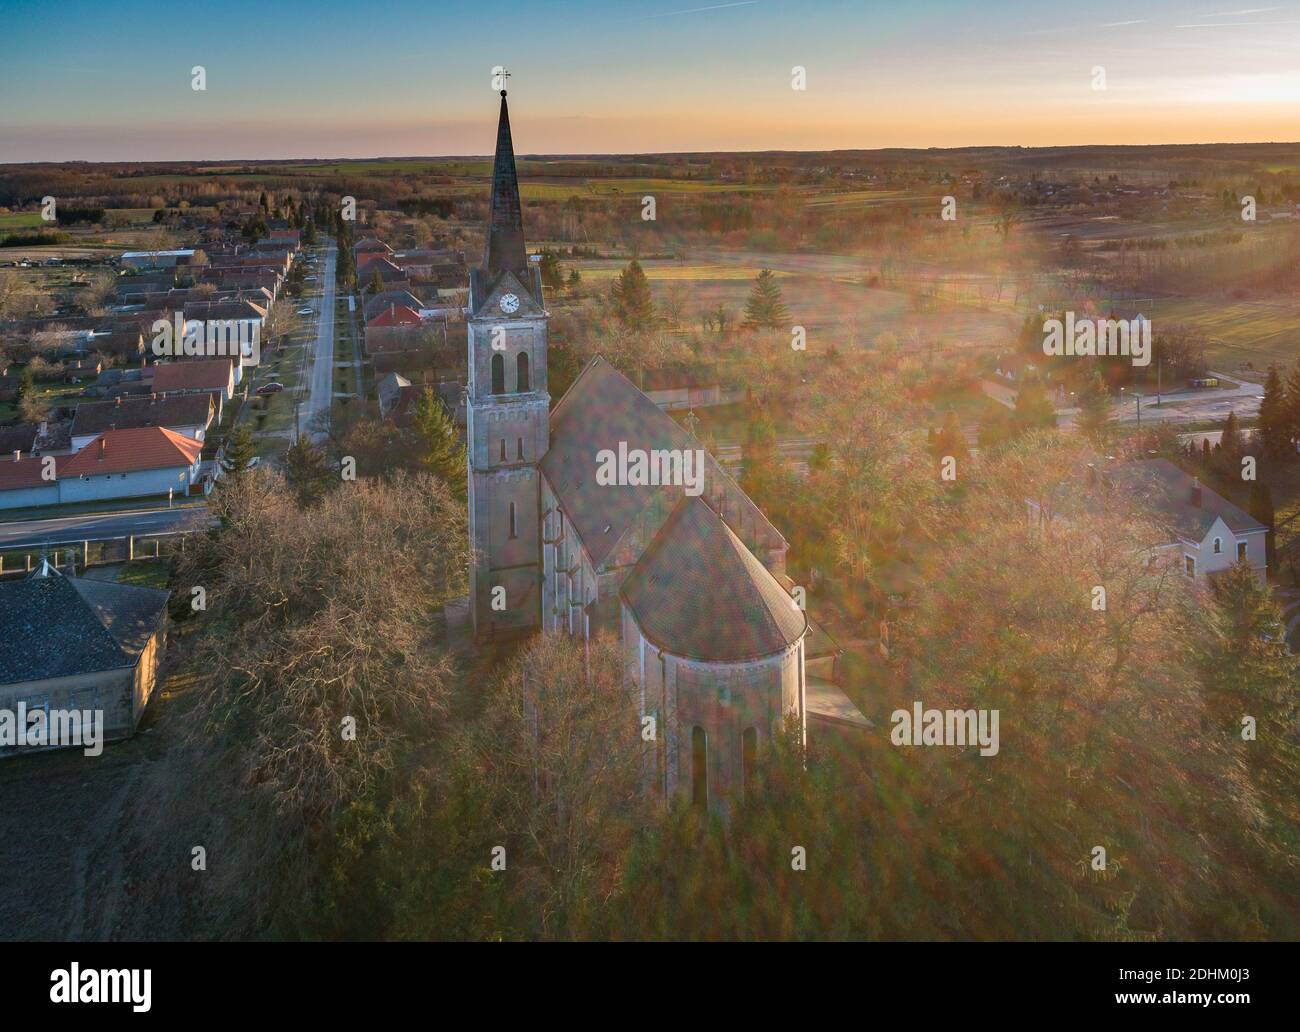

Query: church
<box><xmin>466</xmin><ymin>91</ymin><xmax>822</xmax><ymax>816</ymax></box>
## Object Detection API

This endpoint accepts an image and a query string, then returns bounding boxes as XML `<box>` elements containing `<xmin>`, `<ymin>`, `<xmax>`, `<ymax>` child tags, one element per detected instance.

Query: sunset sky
<box><xmin>4</xmin><ymin>0</ymin><xmax>1300</xmax><ymax>161</ymax></box>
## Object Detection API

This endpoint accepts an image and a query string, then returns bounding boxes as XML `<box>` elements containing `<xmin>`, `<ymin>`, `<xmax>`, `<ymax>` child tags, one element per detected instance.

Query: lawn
<box><xmin>1140</xmin><ymin>298</ymin><xmax>1300</xmax><ymax>371</ymax></box>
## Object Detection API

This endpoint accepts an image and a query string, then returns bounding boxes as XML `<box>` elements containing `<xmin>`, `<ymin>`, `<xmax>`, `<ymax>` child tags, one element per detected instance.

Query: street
<box><xmin>0</xmin><ymin>505</ymin><xmax>213</xmax><ymax>549</ymax></box>
<box><xmin>303</xmin><ymin>243</ymin><xmax>337</xmax><ymax>442</ymax></box>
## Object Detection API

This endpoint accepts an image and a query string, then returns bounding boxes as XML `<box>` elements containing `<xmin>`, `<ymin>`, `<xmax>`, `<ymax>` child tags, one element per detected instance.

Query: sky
<box><xmin>3</xmin><ymin>0</ymin><xmax>1300</xmax><ymax>161</ymax></box>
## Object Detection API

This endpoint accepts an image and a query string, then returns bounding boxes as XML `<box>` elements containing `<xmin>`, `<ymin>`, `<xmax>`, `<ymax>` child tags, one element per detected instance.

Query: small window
<box><xmin>1237</xmin><ymin>541</ymin><xmax>1248</xmax><ymax>562</ymax></box>
<box><xmin>509</xmin><ymin>501</ymin><xmax>517</xmax><ymax>539</ymax></box>
<box><xmin>516</xmin><ymin>437</ymin><xmax>524</xmax><ymax>461</ymax></box>
<box><xmin>1213</xmin><ymin>537</ymin><xmax>1222</xmax><ymax>554</ymax></box>
<box><xmin>499</xmin><ymin>438</ymin><xmax>506</xmax><ymax>462</ymax></box>
<box><xmin>1184</xmin><ymin>555</ymin><xmax>1196</xmax><ymax>577</ymax></box>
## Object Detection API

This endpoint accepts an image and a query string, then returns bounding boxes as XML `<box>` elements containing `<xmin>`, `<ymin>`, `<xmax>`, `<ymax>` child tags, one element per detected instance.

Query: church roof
<box><xmin>483</xmin><ymin>91</ymin><xmax>527</xmax><ymax>279</ymax></box>
<box><xmin>542</xmin><ymin>356</ymin><xmax>701</xmax><ymax>567</ymax></box>
<box><xmin>621</xmin><ymin>496</ymin><xmax>807</xmax><ymax>663</ymax></box>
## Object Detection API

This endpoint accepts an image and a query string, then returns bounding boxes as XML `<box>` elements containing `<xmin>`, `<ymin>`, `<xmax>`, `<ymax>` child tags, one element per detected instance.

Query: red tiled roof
<box><xmin>0</xmin><ymin>455</ymin><xmax>60</xmax><ymax>491</ymax></box>
<box><xmin>367</xmin><ymin>304</ymin><xmax>422</xmax><ymax>327</ymax></box>
<box><xmin>61</xmin><ymin>426</ymin><xmax>203</xmax><ymax>476</ymax></box>
<box><xmin>152</xmin><ymin>359</ymin><xmax>234</xmax><ymax>393</ymax></box>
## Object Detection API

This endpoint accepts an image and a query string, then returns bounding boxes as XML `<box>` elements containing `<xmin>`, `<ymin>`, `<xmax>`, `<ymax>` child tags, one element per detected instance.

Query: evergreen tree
<box><xmin>1013</xmin><ymin>377</ymin><xmax>1056</xmax><ymax>432</ymax></box>
<box><xmin>934</xmin><ymin>410</ymin><xmax>970</xmax><ymax>466</ymax></box>
<box><xmin>1075</xmin><ymin>369</ymin><xmax>1113</xmax><ymax>448</ymax></box>
<box><xmin>1283</xmin><ymin>358</ymin><xmax>1300</xmax><ymax>451</ymax></box>
<box><xmin>220</xmin><ymin>424</ymin><xmax>257</xmax><ymax>479</ymax></box>
<box><xmin>284</xmin><ymin>436</ymin><xmax>335</xmax><ymax>507</ymax></box>
<box><xmin>611</xmin><ymin>260</ymin><xmax>655</xmax><ymax>329</ymax></box>
<box><xmin>1220</xmin><ymin>410</ymin><xmax>1243</xmax><ymax>462</ymax></box>
<box><xmin>412</xmin><ymin>389</ymin><xmax>466</xmax><ymax>494</ymax></box>
<box><xmin>369</xmin><ymin>267</ymin><xmax>384</xmax><ymax>296</ymax></box>
<box><xmin>1200</xmin><ymin>561</ymin><xmax>1297</xmax><ymax>735</ymax></box>
<box><xmin>1249</xmin><ymin>481</ymin><xmax>1276</xmax><ymax>571</ymax></box>
<box><xmin>566</xmin><ymin>268</ymin><xmax>581</xmax><ymax>294</ymax></box>
<box><xmin>1258</xmin><ymin>366</ymin><xmax>1289</xmax><ymax>458</ymax></box>
<box><xmin>742</xmin><ymin>268</ymin><xmax>790</xmax><ymax>330</ymax></box>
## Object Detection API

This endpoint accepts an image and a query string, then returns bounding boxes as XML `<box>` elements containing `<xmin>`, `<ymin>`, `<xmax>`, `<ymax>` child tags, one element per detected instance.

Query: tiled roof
<box><xmin>151</xmin><ymin>359</ymin><xmax>233</xmax><ymax>393</ymax></box>
<box><xmin>1110</xmin><ymin>458</ymin><xmax>1267</xmax><ymax>540</ymax></box>
<box><xmin>367</xmin><ymin>304</ymin><xmax>422</xmax><ymax>327</ymax></box>
<box><xmin>72</xmin><ymin>393</ymin><xmax>213</xmax><ymax>438</ymax></box>
<box><xmin>0</xmin><ymin>455</ymin><xmax>58</xmax><ymax>491</ymax></box>
<box><xmin>621</xmin><ymin>496</ymin><xmax>807</xmax><ymax>662</ymax></box>
<box><xmin>0</xmin><ymin>568</ymin><xmax>168</xmax><ymax>685</ymax></box>
<box><xmin>541</xmin><ymin>356</ymin><xmax>706</xmax><ymax>567</ymax></box>
<box><xmin>60</xmin><ymin>426</ymin><xmax>203</xmax><ymax>476</ymax></box>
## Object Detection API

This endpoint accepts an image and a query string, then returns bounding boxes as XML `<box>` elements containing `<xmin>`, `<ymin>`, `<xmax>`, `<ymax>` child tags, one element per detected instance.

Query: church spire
<box><xmin>483</xmin><ymin>89</ymin><xmax>527</xmax><ymax>277</ymax></box>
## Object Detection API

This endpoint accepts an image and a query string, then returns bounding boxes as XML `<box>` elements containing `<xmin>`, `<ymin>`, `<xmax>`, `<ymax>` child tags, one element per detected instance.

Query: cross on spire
<box><xmin>498</xmin><ymin>67</ymin><xmax>511</xmax><ymax>96</ymax></box>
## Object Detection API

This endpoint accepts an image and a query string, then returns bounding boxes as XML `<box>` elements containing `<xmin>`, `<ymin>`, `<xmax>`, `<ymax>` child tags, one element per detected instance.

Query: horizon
<box><xmin>5</xmin><ymin>0</ymin><xmax>1300</xmax><ymax>161</ymax></box>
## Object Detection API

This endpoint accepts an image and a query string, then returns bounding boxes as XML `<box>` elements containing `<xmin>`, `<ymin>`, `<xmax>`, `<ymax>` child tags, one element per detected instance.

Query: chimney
<box><xmin>39</xmin><ymin>421</ymin><xmax>47</xmax><ymax>435</ymax></box>
<box><xmin>115</xmin><ymin>396</ymin><xmax>122</xmax><ymax>406</ymax></box>
<box><xmin>12</xmin><ymin>450</ymin><xmax>19</xmax><ymax>462</ymax></box>
<box><xmin>99</xmin><ymin>437</ymin><xmax>106</xmax><ymax>461</ymax></box>
<box><xmin>1191</xmin><ymin>477</ymin><xmax>1202</xmax><ymax>508</ymax></box>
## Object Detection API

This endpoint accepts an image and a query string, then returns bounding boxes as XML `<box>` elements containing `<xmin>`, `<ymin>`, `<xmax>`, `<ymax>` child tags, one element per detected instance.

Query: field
<box><xmin>1141</xmin><ymin>298</ymin><xmax>1300</xmax><ymax>371</ymax></box>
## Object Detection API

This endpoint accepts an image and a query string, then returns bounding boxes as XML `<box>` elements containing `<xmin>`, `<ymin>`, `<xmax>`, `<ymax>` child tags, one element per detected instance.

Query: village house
<box><xmin>70</xmin><ymin>392</ymin><xmax>215</xmax><ymax>450</ymax></box>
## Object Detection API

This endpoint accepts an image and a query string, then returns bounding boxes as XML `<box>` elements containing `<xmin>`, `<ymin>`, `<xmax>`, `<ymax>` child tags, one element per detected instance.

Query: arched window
<box><xmin>516</xmin><ymin>351</ymin><xmax>530</xmax><ymax>393</ymax></box>
<box><xmin>491</xmin><ymin>352</ymin><xmax>505</xmax><ymax>394</ymax></box>
<box><xmin>691</xmin><ymin>726</ymin><xmax>707</xmax><ymax>809</ymax></box>
<box><xmin>509</xmin><ymin>501</ymin><xmax>518</xmax><ymax>539</ymax></box>
<box><xmin>1213</xmin><ymin>537</ymin><xmax>1222</xmax><ymax>554</ymax></box>
<box><xmin>499</xmin><ymin>438</ymin><xmax>506</xmax><ymax>462</ymax></box>
<box><xmin>742</xmin><ymin>727</ymin><xmax>757</xmax><ymax>800</ymax></box>
<box><xmin>516</xmin><ymin>437</ymin><xmax>524</xmax><ymax>461</ymax></box>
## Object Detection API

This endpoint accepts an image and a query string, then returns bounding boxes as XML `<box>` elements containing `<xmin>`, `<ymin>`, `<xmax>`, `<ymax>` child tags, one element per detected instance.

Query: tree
<box><xmin>1013</xmin><ymin>377</ymin><xmax>1056</xmax><ymax>432</ymax></box>
<box><xmin>368</xmin><ymin>267</ymin><xmax>384</xmax><ymax>296</ymax></box>
<box><xmin>538</xmin><ymin>249</ymin><xmax>563</xmax><ymax>291</ymax></box>
<box><xmin>610</xmin><ymin>260</ymin><xmax>654</xmax><ymax>330</ymax></box>
<box><xmin>412</xmin><ymin>389</ymin><xmax>466</xmax><ymax>494</ymax></box>
<box><xmin>221</xmin><ymin>424</ymin><xmax>257</xmax><ymax>479</ymax></box>
<box><xmin>1248</xmin><ymin>481</ymin><xmax>1276</xmax><ymax>571</ymax></box>
<box><xmin>1220</xmin><ymin>410</ymin><xmax>1243</xmax><ymax>463</ymax></box>
<box><xmin>566</xmin><ymin>268</ymin><xmax>582</xmax><ymax>295</ymax></box>
<box><xmin>1257</xmin><ymin>366</ymin><xmax>1289</xmax><ymax>459</ymax></box>
<box><xmin>932</xmin><ymin>410</ymin><xmax>970</xmax><ymax>467</ymax></box>
<box><xmin>284</xmin><ymin>436</ymin><xmax>335</xmax><ymax>507</ymax></box>
<box><xmin>1200</xmin><ymin>560</ymin><xmax>1297</xmax><ymax>734</ymax></box>
<box><xmin>1283</xmin><ymin>358</ymin><xmax>1300</xmax><ymax>451</ymax></box>
<box><xmin>1075</xmin><ymin>369</ymin><xmax>1114</xmax><ymax>448</ymax></box>
<box><xmin>742</xmin><ymin>268</ymin><xmax>790</xmax><ymax>330</ymax></box>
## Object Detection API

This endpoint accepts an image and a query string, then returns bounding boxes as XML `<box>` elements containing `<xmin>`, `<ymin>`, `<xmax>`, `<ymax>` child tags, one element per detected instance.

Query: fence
<box><xmin>0</xmin><ymin>531</ymin><xmax>188</xmax><ymax>578</ymax></box>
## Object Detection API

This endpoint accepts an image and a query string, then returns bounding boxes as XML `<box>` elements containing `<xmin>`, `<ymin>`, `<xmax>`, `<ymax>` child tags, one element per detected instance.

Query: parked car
<box><xmin>256</xmin><ymin>382</ymin><xmax>285</xmax><ymax>395</ymax></box>
<box><xmin>297</xmin><ymin>307</ymin><xmax>312</xmax><ymax>315</ymax></box>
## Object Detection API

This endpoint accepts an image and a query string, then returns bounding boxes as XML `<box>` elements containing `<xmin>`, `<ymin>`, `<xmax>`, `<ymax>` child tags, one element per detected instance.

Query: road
<box><xmin>0</xmin><ymin>506</ymin><xmax>212</xmax><ymax>549</ymax></box>
<box><xmin>303</xmin><ymin>244</ymin><xmax>338</xmax><ymax>442</ymax></box>
<box><xmin>982</xmin><ymin>370</ymin><xmax>1265</xmax><ymax>431</ymax></box>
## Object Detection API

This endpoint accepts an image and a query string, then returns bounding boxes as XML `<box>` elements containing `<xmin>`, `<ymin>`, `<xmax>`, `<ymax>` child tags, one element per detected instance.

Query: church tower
<box><xmin>466</xmin><ymin>89</ymin><xmax>549</xmax><ymax>640</ymax></box>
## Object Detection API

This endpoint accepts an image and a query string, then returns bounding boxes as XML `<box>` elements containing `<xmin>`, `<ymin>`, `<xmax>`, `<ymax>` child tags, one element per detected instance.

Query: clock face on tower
<box><xmin>499</xmin><ymin>293</ymin><xmax>520</xmax><ymax>314</ymax></box>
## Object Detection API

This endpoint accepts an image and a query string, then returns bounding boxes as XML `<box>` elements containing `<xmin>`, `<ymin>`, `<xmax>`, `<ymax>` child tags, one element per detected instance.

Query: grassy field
<box><xmin>1140</xmin><ymin>298</ymin><xmax>1300</xmax><ymax>370</ymax></box>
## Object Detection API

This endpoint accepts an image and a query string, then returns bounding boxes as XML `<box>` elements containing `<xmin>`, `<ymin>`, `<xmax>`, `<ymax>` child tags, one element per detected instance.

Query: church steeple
<box><xmin>483</xmin><ymin>90</ymin><xmax>527</xmax><ymax>277</ymax></box>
